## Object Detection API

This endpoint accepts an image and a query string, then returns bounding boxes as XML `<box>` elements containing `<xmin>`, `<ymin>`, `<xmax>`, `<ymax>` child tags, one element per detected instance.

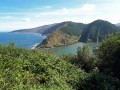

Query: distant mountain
<box><xmin>11</xmin><ymin>20</ymin><xmax>120</xmax><ymax>48</ymax></box>
<box><xmin>116</xmin><ymin>23</ymin><xmax>120</xmax><ymax>26</ymax></box>
<box><xmin>79</xmin><ymin>20</ymin><xmax>120</xmax><ymax>43</ymax></box>
<box><xmin>11</xmin><ymin>22</ymin><xmax>66</xmax><ymax>36</ymax></box>
<box><xmin>36</xmin><ymin>21</ymin><xmax>85</xmax><ymax>48</ymax></box>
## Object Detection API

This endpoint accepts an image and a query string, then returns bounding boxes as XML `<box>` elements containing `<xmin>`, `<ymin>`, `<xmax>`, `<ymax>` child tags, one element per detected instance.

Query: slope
<box><xmin>79</xmin><ymin>19</ymin><xmax>120</xmax><ymax>42</ymax></box>
<box><xmin>11</xmin><ymin>22</ymin><xmax>66</xmax><ymax>36</ymax></box>
<box><xmin>36</xmin><ymin>21</ymin><xmax>85</xmax><ymax>48</ymax></box>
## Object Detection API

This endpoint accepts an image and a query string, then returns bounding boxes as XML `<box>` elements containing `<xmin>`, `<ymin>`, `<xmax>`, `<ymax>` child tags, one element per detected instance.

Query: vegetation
<box><xmin>1</xmin><ymin>33</ymin><xmax>120</xmax><ymax>89</ymax></box>
<box><xmin>61</xmin><ymin>21</ymin><xmax>84</xmax><ymax>36</ymax></box>
<box><xmin>61</xmin><ymin>33</ymin><xmax>120</xmax><ymax>89</ymax></box>
<box><xmin>36</xmin><ymin>29</ymin><xmax>79</xmax><ymax>48</ymax></box>
<box><xmin>0</xmin><ymin>42</ymin><xmax>86</xmax><ymax>90</ymax></box>
<box><xmin>79</xmin><ymin>20</ymin><xmax>120</xmax><ymax>42</ymax></box>
<box><xmin>11</xmin><ymin>22</ymin><xmax>66</xmax><ymax>36</ymax></box>
<box><xmin>61</xmin><ymin>46</ymin><xmax>96</xmax><ymax>72</ymax></box>
<box><xmin>95</xmin><ymin>33</ymin><xmax>120</xmax><ymax>78</ymax></box>
<box><xmin>36</xmin><ymin>22</ymin><xmax>83</xmax><ymax>48</ymax></box>
<box><xmin>37</xmin><ymin>20</ymin><xmax>120</xmax><ymax>48</ymax></box>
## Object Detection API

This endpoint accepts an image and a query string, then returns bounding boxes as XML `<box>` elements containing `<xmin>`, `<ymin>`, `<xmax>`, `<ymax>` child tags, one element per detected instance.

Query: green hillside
<box><xmin>61</xmin><ymin>21</ymin><xmax>84</xmax><ymax>36</ymax></box>
<box><xmin>36</xmin><ymin>20</ymin><xmax>120</xmax><ymax>48</ymax></box>
<box><xmin>79</xmin><ymin>20</ymin><xmax>120</xmax><ymax>42</ymax></box>
<box><xmin>36</xmin><ymin>22</ymin><xmax>85</xmax><ymax>48</ymax></box>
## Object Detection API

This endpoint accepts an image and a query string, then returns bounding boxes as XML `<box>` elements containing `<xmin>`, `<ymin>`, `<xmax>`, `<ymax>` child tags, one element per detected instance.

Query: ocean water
<box><xmin>0</xmin><ymin>32</ymin><xmax>97</xmax><ymax>56</ymax></box>
<box><xmin>48</xmin><ymin>42</ymin><xmax>97</xmax><ymax>56</ymax></box>
<box><xmin>0</xmin><ymin>32</ymin><xmax>46</xmax><ymax>48</ymax></box>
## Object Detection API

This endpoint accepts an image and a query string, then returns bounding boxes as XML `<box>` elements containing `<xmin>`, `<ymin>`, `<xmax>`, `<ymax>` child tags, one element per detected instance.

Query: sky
<box><xmin>0</xmin><ymin>0</ymin><xmax>120</xmax><ymax>32</ymax></box>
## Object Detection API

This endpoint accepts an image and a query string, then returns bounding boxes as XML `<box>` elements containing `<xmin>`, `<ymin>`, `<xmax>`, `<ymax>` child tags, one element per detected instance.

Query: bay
<box><xmin>48</xmin><ymin>42</ymin><xmax>97</xmax><ymax>56</ymax></box>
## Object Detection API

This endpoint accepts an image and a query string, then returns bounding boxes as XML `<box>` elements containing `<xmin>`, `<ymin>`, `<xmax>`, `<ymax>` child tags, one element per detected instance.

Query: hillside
<box><xmin>11</xmin><ymin>22</ymin><xmax>66</xmax><ymax>35</ymax></box>
<box><xmin>36</xmin><ymin>22</ymin><xmax>85</xmax><ymax>48</ymax></box>
<box><xmin>79</xmin><ymin>20</ymin><xmax>120</xmax><ymax>42</ymax></box>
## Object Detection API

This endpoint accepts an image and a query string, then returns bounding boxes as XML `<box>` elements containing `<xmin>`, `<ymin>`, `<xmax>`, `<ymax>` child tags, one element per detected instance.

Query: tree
<box><xmin>77</xmin><ymin>45</ymin><xmax>96</xmax><ymax>72</ymax></box>
<box><xmin>95</xmin><ymin>33</ymin><xmax>120</xmax><ymax>78</ymax></box>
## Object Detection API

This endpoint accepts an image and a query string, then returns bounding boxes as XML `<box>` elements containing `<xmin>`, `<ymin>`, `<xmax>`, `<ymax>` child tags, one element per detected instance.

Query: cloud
<box><xmin>21</xmin><ymin>18</ymin><xmax>30</xmax><ymax>22</ymax></box>
<box><xmin>45</xmin><ymin>6</ymin><xmax>52</xmax><ymax>9</ymax></box>
<box><xmin>0</xmin><ymin>13</ymin><xmax>24</xmax><ymax>15</ymax></box>
<box><xmin>35</xmin><ymin>4</ymin><xmax>96</xmax><ymax>16</ymax></box>
<box><xmin>0</xmin><ymin>16</ymin><xmax>13</xmax><ymax>19</ymax></box>
<box><xmin>63</xmin><ymin>8</ymin><xmax>67</xmax><ymax>12</ymax></box>
<box><xmin>35</xmin><ymin>15</ymin><xmax>40</xmax><ymax>18</ymax></box>
<box><xmin>1</xmin><ymin>2</ymin><xmax>120</xmax><ymax>31</ymax></box>
<box><xmin>35</xmin><ymin>6</ymin><xmax>52</xmax><ymax>10</ymax></box>
<box><xmin>81</xmin><ymin>4</ymin><xmax>96</xmax><ymax>11</ymax></box>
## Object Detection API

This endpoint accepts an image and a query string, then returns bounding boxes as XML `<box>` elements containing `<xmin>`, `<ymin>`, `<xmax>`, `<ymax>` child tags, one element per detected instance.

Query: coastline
<box><xmin>35</xmin><ymin>41</ymin><xmax>78</xmax><ymax>49</ymax></box>
<box><xmin>31</xmin><ymin>43</ymin><xmax>40</xmax><ymax>49</ymax></box>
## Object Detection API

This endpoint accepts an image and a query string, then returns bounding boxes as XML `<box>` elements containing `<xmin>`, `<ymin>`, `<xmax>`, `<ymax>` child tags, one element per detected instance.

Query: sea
<box><xmin>0</xmin><ymin>32</ymin><xmax>97</xmax><ymax>56</ymax></box>
<box><xmin>0</xmin><ymin>32</ymin><xmax>46</xmax><ymax>48</ymax></box>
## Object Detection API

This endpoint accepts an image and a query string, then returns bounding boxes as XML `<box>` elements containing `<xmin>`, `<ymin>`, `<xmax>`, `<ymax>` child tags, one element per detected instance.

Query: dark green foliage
<box><xmin>61</xmin><ymin>21</ymin><xmax>85</xmax><ymax>36</ymax></box>
<box><xmin>76</xmin><ymin>46</ymin><xmax>96</xmax><ymax>72</ymax></box>
<box><xmin>60</xmin><ymin>52</ymin><xmax>77</xmax><ymax>64</ymax></box>
<box><xmin>1</xmin><ymin>34</ymin><xmax>120</xmax><ymax>90</ymax></box>
<box><xmin>61</xmin><ymin>42</ymin><xmax>120</xmax><ymax>89</ymax></box>
<box><xmin>0</xmin><ymin>42</ymin><xmax>86</xmax><ymax>89</ymax></box>
<box><xmin>79</xmin><ymin>19</ymin><xmax>120</xmax><ymax>42</ymax></box>
<box><xmin>78</xmin><ymin>69</ymin><xmax>120</xmax><ymax>90</ymax></box>
<box><xmin>95</xmin><ymin>33</ymin><xmax>120</xmax><ymax>78</ymax></box>
<box><xmin>61</xmin><ymin>46</ymin><xmax>96</xmax><ymax>72</ymax></box>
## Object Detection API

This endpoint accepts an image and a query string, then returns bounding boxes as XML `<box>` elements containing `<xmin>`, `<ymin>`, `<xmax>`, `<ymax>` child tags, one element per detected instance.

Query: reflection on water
<box><xmin>48</xmin><ymin>42</ymin><xmax>97</xmax><ymax>56</ymax></box>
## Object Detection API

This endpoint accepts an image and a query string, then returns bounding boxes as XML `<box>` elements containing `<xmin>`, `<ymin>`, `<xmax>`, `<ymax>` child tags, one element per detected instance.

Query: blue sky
<box><xmin>0</xmin><ymin>0</ymin><xmax>120</xmax><ymax>31</ymax></box>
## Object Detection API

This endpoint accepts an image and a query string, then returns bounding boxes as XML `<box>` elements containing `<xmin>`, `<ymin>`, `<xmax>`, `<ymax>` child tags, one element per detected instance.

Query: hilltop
<box><xmin>79</xmin><ymin>20</ymin><xmax>120</xmax><ymax>42</ymax></box>
<box><xmin>36</xmin><ymin>20</ymin><xmax>120</xmax><ymax>48</ymax></box>
<box><xmin>36</xmin><ymin>21</ymin><xmax>85</xmax><ymax>48</ymax></box>
<box><xmin>11</xmin><ymin>20</ymin><xmax>120</xmax><ymax>48</ymax></box>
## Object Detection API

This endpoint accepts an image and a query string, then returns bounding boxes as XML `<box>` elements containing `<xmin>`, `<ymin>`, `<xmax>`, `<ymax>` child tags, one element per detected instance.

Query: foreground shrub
<box><xmin>95</xmin><ymin>33</ymin><xmax>120</xmax><ymax>78</ymax></box>
<box><xmin>0</xmin><ymin>42</ymin><xmax>86</xmax><ymax>89</ymax></box>
<box><xmin>61</xmin><ymin>45</ymin><xmax>96</xmax><ymax>72</ymax></box>
<box><xmin>78</xmin><ymin>68</ymin><xmax>120</xmax><ymax>90</ymax></box>
<box><xmin>77</xmin><ymin>45</ymin><xmax>96</xmax><ymax>72</ymax></box>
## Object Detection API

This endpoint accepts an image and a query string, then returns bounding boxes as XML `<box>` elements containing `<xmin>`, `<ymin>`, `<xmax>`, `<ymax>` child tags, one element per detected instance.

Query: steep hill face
<box><xmin>79</xmin><ymin>20</ymin><xmax>120</xmax><ymax>42</ymax></box>
<box><xmin>36</xmin><ymin>22</ymin><xmax>85</xmax><ymax>48</ymax></box>
<box><xmin>11</xmin><ymin>22</ymin><xmax>66</xmax><ymax>35</ymax></box>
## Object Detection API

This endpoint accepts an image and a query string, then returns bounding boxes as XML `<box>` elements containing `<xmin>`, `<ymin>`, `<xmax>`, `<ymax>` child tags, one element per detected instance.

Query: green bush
<box><xmin>95</xmin><ymin>33</ymin><xmax>120</xmax><ymax>78</ymax></box>
<box><xmin>78</xmin><ymin>68</ymin><xmax>120</xmax><ymax>90</ymax></box>
<box><xmin>60</xmin><ymin>52</ymin><xmax>77</xmax><ymax>64</ymax></box>
<box><xmin>0</xmin><ymin>42</ymin><xmax>86</xmax><ymax>89</ymax></box>
<box><xmin>76</xmin><ymin>45</ymin><xmax>96</xmax><ymax>72</ymax></box>
<box><xmin>1</xmin><ymin>36</ymin><xmax>120</xmax><ymax>90</ymax></box>
<box><xmin>61</xmin><ymin>45</ymin><xmax>97</xmax><ymax>72</ymax></box>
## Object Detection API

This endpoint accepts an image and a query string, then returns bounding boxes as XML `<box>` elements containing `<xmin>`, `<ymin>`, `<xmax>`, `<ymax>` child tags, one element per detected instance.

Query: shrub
<box><xmin>95</xmin><ymin>33</ymin><xmax>120</xmax><ymax>78</ymax></box>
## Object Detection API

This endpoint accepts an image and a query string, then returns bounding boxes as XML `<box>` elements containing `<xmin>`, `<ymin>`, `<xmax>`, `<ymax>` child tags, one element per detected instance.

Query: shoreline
<box><xmin>31</xmin><ymin>43</ymin><xmax>40</xmax><ymax>49</ymax></box>
<box><xmin>35</xmin><ymin>41</ymin><xmax>79</xmax><ymax>49</ymax></box>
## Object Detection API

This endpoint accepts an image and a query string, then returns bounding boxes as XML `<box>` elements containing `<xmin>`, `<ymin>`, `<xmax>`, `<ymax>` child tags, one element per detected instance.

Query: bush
<box><xmin>76</xmin><ymin>45</ymin><xmax>96</xmax><ymax>72</ymax></box>
<box><xmin>95</xmin><ymin>33</ymin><xmax>120</xmax><ymax>78</ymax></box>
<box><xmin>61</xmin><ymin>45</ymin><xmax>96</xmax><ymax>72</ymax></box>
<box><xmin>78</xmin><ymin>68</ymin><xmax>120</xmax><ymax>90</ymax></box>
<box><xmin>60</xmin><ymin>52</ymin><xmax>77</xmax><ymax>64</ymax></box>
<box><xmin>0</xmin><ymin>42</ymin><xmax>86</xmax><ymax>89</ymax></box>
